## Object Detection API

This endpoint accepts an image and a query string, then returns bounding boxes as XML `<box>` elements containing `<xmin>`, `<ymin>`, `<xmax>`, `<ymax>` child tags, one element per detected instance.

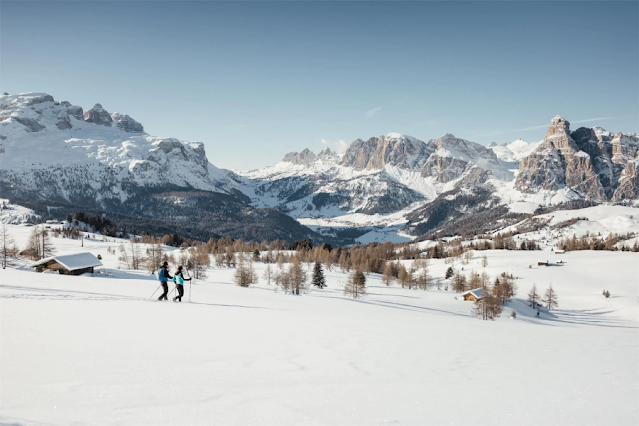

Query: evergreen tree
<box><xmin>445</xmin><ymin>266</ymin><xmax>454</xmax><ymax>280</ymax></box>
<box><xmin>481</xmin><ymin>254</ymin><xmax>488</xmax><ymax>268</ymax></box>
<box><xmin>542</xmin><ymin>284</ymin><xmax>559</xmax><ymax>310</ymax></box>
<box><xmin>311</xmin><ymin>261</ymin><xmax>326</xmax><ymax>289</ymax></box>
<box><xmin>252</xmin><ymin>249</ymin><xmax>260</xmax><ymax>262</ymax></box>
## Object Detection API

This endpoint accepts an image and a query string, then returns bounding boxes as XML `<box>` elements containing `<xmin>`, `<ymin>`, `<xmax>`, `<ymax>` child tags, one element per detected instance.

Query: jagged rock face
<box><xmin>111</xmin><ymin>112</ymin><xmax>144</xmax><ymax>133</ymax></box>
<box><xmin>340</xmin><ymin>133</ymin><xmax>431</xmax><ymax>170</ymax></box>
<box><xmin>421</xmin><ymin>155</ymin><xmax>471</xmax><ymax>183</ymax></box>
<box><xmin>282</xmin><ymin>148</ymin><xmax>317</xmax><ymax>165</ymax></box>
<box><xmin>611</xmin><ymin>132</ymin><xmax>639</xmax><ymax>164</ymax></box>
<box><xmin>516</xmin><ymin>148</ymin><xmax>566</xmax><ymax>191</ymax></box>
<box><xmin>61</xmin><ymin>101</ymin><xmax>84</xmax><ymax>120</ymax></box>
<box><xmin>421</xmin><ymin>134</ymin><xmax>504</xmax><ymax>184</ymax></box>
<box><xmin>515</xmin><ymin>116</ymin><xmax>637</xmax><ymax>201</ymax></box>
<box><xmin>84</xmin><ymin>103</ymin><xmax>113</xmax><ymax>126</ymax></box>
<box><xmin>564</xmin><ymin>151</ymin><xmax>607</xmax><ymax>200</ymax></box>
<box><xmin>571</xmin><ymin>127</ymin><xmax>616</xmax><ymax>198</ymax></box>
<box><xmin>612</xmin><ymin>162</ymin><xmax>639</xmax><ymax>201</ymax></box>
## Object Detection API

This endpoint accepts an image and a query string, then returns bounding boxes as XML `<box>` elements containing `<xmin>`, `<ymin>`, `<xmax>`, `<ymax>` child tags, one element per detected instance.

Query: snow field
<box><xmin>0</xmin><ymin>224</ymin><xmax>638</xmax><ymax>425</ymax></box>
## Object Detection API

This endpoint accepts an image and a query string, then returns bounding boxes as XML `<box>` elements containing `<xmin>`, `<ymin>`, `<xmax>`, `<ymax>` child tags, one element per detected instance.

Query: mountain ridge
<box><xmin>2</xmin><ymin>91</ymin><xmax>637</xmax><ymax>244</ymax></box>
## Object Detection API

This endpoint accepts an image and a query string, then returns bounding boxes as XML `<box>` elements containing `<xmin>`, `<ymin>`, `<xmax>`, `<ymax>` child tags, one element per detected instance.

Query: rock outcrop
<box><xmin>340</xmin><ymin>133</ymin><xmax>432</xmax><ymax>170</ymax></box>
<box><xmin>421</xmin><ymin>133</ymin><xmax>505</xmax><ymax>183</ymax></box>
<box><xmin>515</xmin><ymin>115</ymin><xmax>638</xmax><ymax>201</ymax></box>
<box><xmin>111</xmin><ymin>112</ymin><xmax>144</xmax><ymax>133</ymax></box>
<box><xmin>83</xmin><ymin>103</ymin><xmax>113</xmax><ymax>126</ymax></box>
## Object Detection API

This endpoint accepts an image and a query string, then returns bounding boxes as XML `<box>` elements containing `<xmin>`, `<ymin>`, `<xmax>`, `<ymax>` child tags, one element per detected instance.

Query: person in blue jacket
<box><xmin>172</xmin><ymin>265</ymin><xmax>191</xmax><ymax>302</ymax></box>
<box><xmin>157</xmin><ymin>261</ymin><xmax>173</xmax><ymax>301</ymax></box>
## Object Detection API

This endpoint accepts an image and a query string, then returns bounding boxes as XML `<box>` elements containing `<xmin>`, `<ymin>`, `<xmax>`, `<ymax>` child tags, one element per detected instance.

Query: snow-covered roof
<box><xmin>31</xmin><ymin>252</ymin><xmax>103</xmax><ymax>271</ymax></box>
<box><xmin>461</xmin><ymin>288</ymin><xmax>484</xmax><ymax>299</ymax></box>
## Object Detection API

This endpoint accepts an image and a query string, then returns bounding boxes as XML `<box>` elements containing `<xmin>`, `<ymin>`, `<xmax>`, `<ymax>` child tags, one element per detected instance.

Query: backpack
<box><xmin>157</xmin><ymin>268</ymin><xmax>165</xmax><ymax>281</ymax></box>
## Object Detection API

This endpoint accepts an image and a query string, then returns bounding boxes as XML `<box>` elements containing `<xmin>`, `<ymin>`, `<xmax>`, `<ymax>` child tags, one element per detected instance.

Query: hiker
<box><xmin>157</xmin><ymin>261</ymin><xmax>173</xmax><ymax>301</ymax></box>
<box><xmin>536</xmin><ymin>309</ymin><xmax>540</xmax><ymax>318</ymax></box>
<box><xmin>172</xmin><ymin>265</ymin><xmax>191</xmax><ymax>302</ymax></box>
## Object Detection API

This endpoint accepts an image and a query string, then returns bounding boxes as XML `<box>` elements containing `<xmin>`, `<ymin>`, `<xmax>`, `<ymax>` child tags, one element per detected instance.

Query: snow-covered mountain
<box><xmin>234</xmin><ymin>132</ymin><xmax>512</xmax><ymax>220</ymax></box>
<box><xmin>0</xmin><ymin>92</ymin><xmax>237</xmax><ymax>202</ymax></box>
<box><xmin>488</xmin><ymin>139</ymin><xmax>540</xmax><ymax>162</ymax></box>
<box><xmin>0</xmin><ymin>92</ymin><xmax>320</xmax><ymax>243</ymax></box>
<box><xmin>2</xmin><ymin>91</ymin><xmax>637</xmax><ymax>243</ymax></box>
<box><xmin>235</xmin><ymin>117</ymin><xmax>639</xmax><ymax>241</ymax></box>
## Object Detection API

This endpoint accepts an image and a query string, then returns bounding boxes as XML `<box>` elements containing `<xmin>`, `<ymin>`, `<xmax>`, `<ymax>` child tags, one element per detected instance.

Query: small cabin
<box><xmin>538</xmin><ymin>260</ymin><xmax>549</xmax><ymax>266</ymax></box>
<box><xmin>32</xmin><ymin>252</ymin><xmax>103</xmax><ymax>275</ymax></box>
<box><xmin>461</xmin><ymin>288</ymin><xmax>484</xmax><ymax>302</ymax></box>
<box><xmin>554</xmin><ymin>249</ymin><xmax>565</xmax><ymax>254</ymax></box>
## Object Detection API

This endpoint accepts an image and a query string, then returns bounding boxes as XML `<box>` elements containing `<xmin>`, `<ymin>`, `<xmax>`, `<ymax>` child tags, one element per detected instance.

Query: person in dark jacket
<box><xmin>157</xmin><ymin>261</ymin><xmax>173</xmax><ymax>301</ymax></box>
<box><xmin>172</xmin><ymin>265</ymin><xmax>191</xmax><ymax>302</ymax></box>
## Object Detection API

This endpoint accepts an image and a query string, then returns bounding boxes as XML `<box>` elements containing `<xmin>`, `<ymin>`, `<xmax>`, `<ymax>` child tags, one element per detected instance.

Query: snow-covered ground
<box><xmin>492</xmin><ymin>205</ymin><xmax>639</xmax><ymax>251</ymax></box>
<box><xmin>1</xmin><ymin>223</ymin><xmax>637</xmax><ymax>425</ymax></box>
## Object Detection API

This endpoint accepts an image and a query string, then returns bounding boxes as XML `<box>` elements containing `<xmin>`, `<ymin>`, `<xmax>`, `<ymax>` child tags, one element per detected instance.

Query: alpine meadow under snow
<box><xmin>0</xmin><ymin>207</ymin><xmax>637</xmax><ymax>425</ymax></box>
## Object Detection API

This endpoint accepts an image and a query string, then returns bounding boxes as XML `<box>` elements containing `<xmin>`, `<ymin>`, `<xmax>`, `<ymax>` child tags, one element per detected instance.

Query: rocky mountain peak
<box><xmin>340</xmin><ymin>133</ymin><xmax>429</xmax><ymax>170</ymax></box>
<box><xmin>282</xmin><ymin>148</ymin><xmax>318</xmax><ymax>165</ymax></box>
<box><xmin>84</xmin><ymin>103</ymin><xmax>113</xmax><ymax>126</ymax></box>
<box><xmin>546</xmin><ymin>115</ymin><xmax>570</xmax><ymax>138</ymax></box>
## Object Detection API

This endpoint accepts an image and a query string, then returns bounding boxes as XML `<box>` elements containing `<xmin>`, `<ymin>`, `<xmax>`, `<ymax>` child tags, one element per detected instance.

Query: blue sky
<box><xmin>2</xmin><ymin>1</ymin><xmax>637</xmax><ymax>169</ymax></box>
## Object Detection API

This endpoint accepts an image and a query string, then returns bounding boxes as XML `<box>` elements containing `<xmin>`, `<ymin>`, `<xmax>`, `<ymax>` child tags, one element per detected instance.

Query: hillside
<box><xmin>0</xmin><ymin>93</ymin><xmax>328</xmax><ymax>244</ymax></box>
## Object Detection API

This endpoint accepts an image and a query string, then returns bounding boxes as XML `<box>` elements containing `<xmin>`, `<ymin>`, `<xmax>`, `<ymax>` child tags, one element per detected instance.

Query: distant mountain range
<box><xmin>1</xmin><ymin>92</ymin><xmax>637</xmax><ymax>243</ymax></box>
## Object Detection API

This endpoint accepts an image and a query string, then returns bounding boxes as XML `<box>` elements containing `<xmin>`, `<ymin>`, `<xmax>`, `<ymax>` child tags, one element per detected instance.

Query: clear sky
<box><xmin>2</xmin><ymin>1</ymin><xmax>637</xmax><ymax>170</ymax></box>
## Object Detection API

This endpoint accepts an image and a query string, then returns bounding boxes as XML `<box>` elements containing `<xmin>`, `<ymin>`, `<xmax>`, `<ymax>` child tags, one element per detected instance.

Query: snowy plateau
<box><xmin>1</xmin><ymin>92</ymin><xmax>639</xmax><ymax>244</ymax></box>
<box><xmin>0</xmin><ymin>210</ymin><xmax>638</xmax><ymax>425</ymax></box>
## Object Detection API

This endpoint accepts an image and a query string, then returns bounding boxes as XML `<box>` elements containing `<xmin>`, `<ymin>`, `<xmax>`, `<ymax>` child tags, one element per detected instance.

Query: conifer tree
<box><xmin>451</xmin><ymin>270</ymin><xmax>467</xmax><ymax>292</ymax></box>
<box><xmin>263</xmin><ymin>263</ymin><xmax>273</xmax><ymax>285</ymax></box>
<box><xmin>542</xmin><ymin>284</ymin><xmax>559</xmax><ymax>310</ymax></box>
<box><xmin>311</xmin><ymin>261</ymin><xmax>326</xmax><ymax>289</ymax></box>
<box><xmin>234</xmin><ymin>254</ymin><xmax>257</xmax><ymax>287</ymax></box>
<box><xmin>382</xmin><ymin>261</ymin><xmax>395</xmax><ymax>286</ymax></box>
<box><xmin>445</xmin><ymin>266</ymin><xmax>454</xmax><ymax>280</ymax></box>
<box><xmin>344</xmin><ymin>269</ymin><xmax>366</xmax><ymax>299</ymax></box>
<box><xmin>0</xmin><ymin>224</ymin><xmax>17</xmax><ymax>269</ymax></box>
<box><xmin>527</xmin><ymin>283</ymin><xmax>540</xmax><ymax>309</ymax></box>
<box><xmin>287</xmin><ymin>258</ymin><xmax>307</xmax><ymax>295</ymax></box>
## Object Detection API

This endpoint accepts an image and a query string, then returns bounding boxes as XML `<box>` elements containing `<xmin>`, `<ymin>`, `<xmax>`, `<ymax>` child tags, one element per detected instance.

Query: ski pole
<box><xmin>184</xmin><ymin>267</ymin><xmax>193</xmax><ymax>303</ymax></box>
<box><xmin>149</xmin><ymin>284</ymin><xmax>161</xmax><ymax>300</ymax></box>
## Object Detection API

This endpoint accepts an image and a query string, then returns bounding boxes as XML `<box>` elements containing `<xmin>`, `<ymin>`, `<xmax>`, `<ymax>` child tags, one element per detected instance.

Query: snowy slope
<box><xmin>0</xmin><ymin>93</ymin><xmax>232</xmax><ymax>204</ymax></box>
<box><xmin>0</xmin><ymin>224</ymin><xmax>637</xmax><ymax>425</ymax></box>
<box><xmin>488</xmin><ymin>139</ymin><xmax>540</xmax><ymax>162</ymax></box>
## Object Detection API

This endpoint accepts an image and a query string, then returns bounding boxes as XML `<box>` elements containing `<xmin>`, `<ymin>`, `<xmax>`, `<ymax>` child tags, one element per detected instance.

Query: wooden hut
<box><xmin>461</xmin><ymin>288</ymin><xmax>484</xmax><ymax>302</ymax></box>
<box><xmin>32</xmin><ymin>252</ymin><xmax>102</xmax><ymax>275</ymax></box>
